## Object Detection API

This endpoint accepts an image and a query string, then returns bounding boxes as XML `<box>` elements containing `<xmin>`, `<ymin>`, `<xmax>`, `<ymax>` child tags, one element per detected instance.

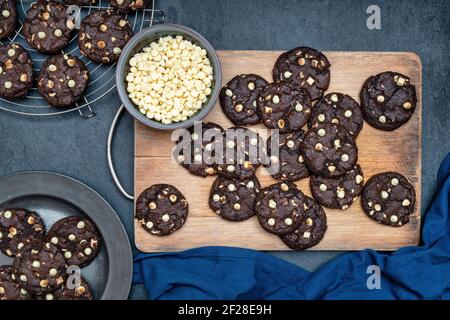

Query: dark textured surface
<box><xmin>0</xmin><ymin>0</ymin><xmax>448</xmax><ymax>300</ymax></box>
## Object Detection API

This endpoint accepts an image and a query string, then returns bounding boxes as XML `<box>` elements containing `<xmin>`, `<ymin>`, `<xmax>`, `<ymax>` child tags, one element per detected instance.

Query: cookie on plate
<box><xmin>0</xmin><ymin>43</ymin><xmax>34</xmax><ymax>99</ymax></box>
<box><xmin>265</xmin><ymin>130</ymin><xmax>309</xmax><ymax>181</ymax></box>
<box><xmin>255</xmin><ymin>182</ymin><xmax>305</xmax><ymax>235</ymax></box>
<box><xmin>0</xmin><ymin>266</ymin><xmax>32</xmax><ymax>300</ymax></box>
<box><xmin>209</xmin><ymin>175</ymin><xmax>261</xmax><ymax>221</ymax></box>
<box><xmin>280</xmin><ymin>196</ymin><xmax>327</xmax><ymax>250</ymax></box>
<box><xmin>257</xmin><ymin>81</ymin><xmax>311</xmax><ymax>133</ymax></box>
<box><xmin>13</xmin><ymin>242</ymin><xmax>67</xmax><ymax>295</ymax></box>
<box><xmin>136</xmin><ymin>184</ymin><xmax>189</xmax><ymax>236</ymax></box>
<box><xmin>309</xmin><ymin>92</ymin><xmax>363</xmax><ymax>137</ymax></box>
<box><xmin>175</xmin><ymin>122</ymin><xmax>224</xmax><ymax>177</ymax></box>
<box><xmin>273</xmin><ymin>47</ymin><xmax>331</xmax><ymax>101</ymax></box>
<box><xmin>23</xmin><ymin>0</ymin><xmax>76</xmax><ymax>53</ymax></box>
<box><xmin>361</xmin><ymin>172</ymin><xmax>415</xmax><ymax>227</ymax></box>
<box><xmin>38</xmin><ymin>277</ymin><xmax>93</xmax><ymax>300</ymax></box>
<box><xmin>217</xmin><ymin>126</ymin><xmax>263</xmax><ymax>180</ymax></box>
<box><xmin>0</xmin><ymin>0</ymin><xmax>17</xmax><ymax>40</ymax></box>
<box><xmin>109</xmin><ymin>0</ymin><xmax>145</xmax><ymax>12</ymax></box>
<box><xmin>37</xmin><ymin>54</ymin><xmax>90</xmax><ymax>108</ymax></box>
<box><xmin>302</xmin><ymin>124</ymin><xmax>358</xmax><ymax>178</ymax></box>
<box><xmin>0</xmin><ymin>208</ymin><xmax>45</xmax><ymax>257</ymax></box>
<box><xmin>220</xmin><ymin>74</ymin><xmax>268</xmax><ymax>126</ymax></box>
<box><xmin>310</xmin><ymin>164</ymin><xmax>364</xmax><ymax>210</ymax></box>
<box><xmin>63</xmin><ymin>0</ymin><xmax>97</xmax><ymax>5</ymax></box>
<box><xmin>46</xmin><ymin>216</ymin><xmax>101</xmax><ymax>268</ymax></box>
<box><xmin>360</xmin><ymin>71</ymin><xmax>417</xmax><ymax>131</ymax></box>
<box><xmin>79</xmin><ymin>9</ymin><xmax>132</xmax><ymax>64</ymax></box>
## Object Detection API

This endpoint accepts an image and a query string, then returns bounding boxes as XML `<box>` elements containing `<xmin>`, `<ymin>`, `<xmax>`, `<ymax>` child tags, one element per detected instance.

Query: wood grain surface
<box><xmin>134</xmin><ymin>51</ymin><xmax>422</xmax><ymax>252</ymax></box>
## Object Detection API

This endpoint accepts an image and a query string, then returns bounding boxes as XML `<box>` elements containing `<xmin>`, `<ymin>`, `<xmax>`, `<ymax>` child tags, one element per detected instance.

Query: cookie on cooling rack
<box><xmin>109</xmin><ymin>0</ymin><xmax>145</xmax><ymax>12</ymax></box>
<box><xmin>0</xmin><ymin>0</ymin><xmax>17</xmax><ymax>40</ymax></box>
<box><xmin>23</xmin><ymin>0</ymin><xmax>76</xmax><ymax>54</ymax></box>
<box><xmin>79</xmin><ymin>9</ymin><xmax>133</xmax><ymax>64</ymax></box>
<box><xmin>37</xmin><ymin>54</ymin><xmax>90</xmax><ymax>108</ymax></box>
<box><xmin>0</xmin><ymin>43</ymin><xmax>34</xmax><ymax>99</ymax></box>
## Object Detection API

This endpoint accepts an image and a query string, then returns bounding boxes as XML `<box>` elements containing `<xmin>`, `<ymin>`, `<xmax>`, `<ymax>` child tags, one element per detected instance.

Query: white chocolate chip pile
<box><xmin>126</xmin><ymin>35</ymin><xmax>214</xmax><ymax>124</ymax></box>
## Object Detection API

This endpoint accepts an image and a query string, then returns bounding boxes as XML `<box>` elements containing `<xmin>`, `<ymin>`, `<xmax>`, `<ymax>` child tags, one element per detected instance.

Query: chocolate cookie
<box><xmin>136</xmin><ymin>184</ymin><xmax>189</xmax><ymax>236</ymax></box>
<box><xmin>63</xmin><ymin>0</ymin><xmax>97</xmax><ymax>5</ymax></box>
<box><xmin>0</xmin><ymin>43</ymin><xmax>34</xmax><ymax>99</ymax></box>
<box><xmin>37</xmin><ymin>54</ymin><xmax>90</xmax><ymax>108</ymax></box>
<box><xmin>220</xmin><ymin>74</ymin><xmax>268</xmax><ymax>126</ymax></box>
<box><xmin>46</xmin><ymin>216</ymin><xmax>101</xmax><ymax>268</ymax></box>
<box><xmin>273</xmin><ymin>47</ymin><xmax>331</xmax><ymax>101</ymax></box>
<box><xmin>360</xmin><ymin>71</ymin><xmax>417</xmax><ymax>131</ymax></box>
<box><xmin>310</xmin><ymin>164</ymin><xmax>364</xmax><ymax>210</ymax></box>
<box><xmin>13</xmin><ymin>242</ymin><xmax>67</xmax><ymax>295</ymax></box>
<box><xmin>265</xmin><ymin>130</ymin><xmax>309</xmax><ymax>181</ymax></box>
<box><xmin>257</xmin><ymin>81</ymin><xmax>311</xmax><ymax>133</ymax></box>
<box><xmin>217</xmin><ymin>126</ymin><xmax>263</xmax><ymax>180</ymax></box>
<box><xmin>0</xmin><ymin>208</ymin><xmax>45</xmax><ymax>257</ymax></box>
<box><xmin>0</xmin><ymin>266</ymin><xmax>32</xmax><ymax>300</ymax></box>
<box><xmin>280</xmin><ymin>196</ymin><xmax>327</xmax><ymax>250</ymax></box>
<box><xmin>209</xmin><ymin>175</ymin><xmax>261</xmax><ymax>221</ymax></box>
<box><xmin>79</xmin><ymin>9</ymin><xmax>132</xmax><ymax>64</ymax></box>
<box><xmin>309</xmin><ymin>92</ymin><xmax>363</xmax><ymax>137</ymax></box>
<box><xmin>23</xmin><ymin>0</ymin><xmax>75</xmax><ymax>53</ymax></box>
<box><xmin>361</xmin><ymin>172</ymin><xmax>415</xmax><ymax>227</ymax></box>
<box><xmin>0</xmin><ymin>0</ymin><xmax>17</xmax><ymax>40</ymax></box>
<box><xmin>255</xmin><ymin>182</ymin><xmax>305</xmax><ymax>235</ymax></box>
<box><xmin>39</xmin><ymin>277</ymin><xmax>93</xmax><ymax>300</ymax></box>
<box><xmin>302</xmin><ymin>124</ymin><xmax>358</xmax><ymax>178</ymax></box>
<box><xmin>109</xmin><ymin>0</ymin><xmax>145</xmax><ymax>12</ymax></box>
<box><xmin>175</xmin><ymin>122</ymin><xmax>224</xmax><ymax>177</ymax></box>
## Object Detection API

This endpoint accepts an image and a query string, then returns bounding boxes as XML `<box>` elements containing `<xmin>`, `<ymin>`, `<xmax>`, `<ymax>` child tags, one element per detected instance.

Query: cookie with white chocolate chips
<box><xmin>257</xmin><ymin>81</ymin><xmax>311</xmax><ymax>133</ymax></box>
<box><xmin>37</xmin><ymin>276</ymin><xmax>93</xmax><ymax>300</ymax></box>
<box><xmin>109</xmin><ymin>0</ymin><xmax>145</xmax><ymax>12</ymax></box>
<box><xmin>13</xmin><ymin>242</ymin><xmax>67</xmax><ymax>295</ymax></box>
<box><xmin>280</xmin><ymin>196</ymin><xmax>327</xmax><ymax>251</ymax></box>
<box><xmin>220</xmin><ymin>74</ymin><xmax>268</xmax><ymax>126</ymax></box>
<box><xmin>361</xmin><ymin>172</ymin><xmax>415</xmax><ymax>227</ymax></box>
<box><xmin>255</xmin><ymin>182</ymin><xmax>305</xmax><ymax>235</ymax></box>
<box><xmin>302</xmin><ymin>124</ymin><xmax>358</xmax><ymax>178</ymax></box>
<box><xmin>45</xmin><ymin>216</ymin><xmax>101</xmax><ymax>268</ymax></box>
<box><xmin>309</xmin><ymin>92</ymin><xmax>363</xmax><ymax>137</ymax></box>
<box><xmin>0</xmin><ymin>208</ymin><xmax>45</xmax><ymax>257</ymax></box>
<box><xmin>273</xmin><ymin>47</ymin><xmax>331</xmax><ymax>101</ymax></box>
<box><xmin>360</xmin><ymin>71</ymin><xmax>417</xmax><ymax>131</ymax></box>
<box><xmin>0</xmin><ymin>266</ymin><xmax>33</xmax><ymax>300</ymax></box>
<box><xmin>37</xmin><ymin>54</ymin><xmax>90</xmax><ymax>108</ymax></box>
<box><xmin>23</xmin><ymin>0</ymin><xmax>75</xmax><ymax>53</ymax></box>
<box><xmin>0</xmin><ymin>0</ymin><xmax>17</xmax><ymax>40</ymax></box>
<box><xmin>0</xmin><ymin>43</ymin><xmax>34</xmax><ymax>99</ymax></box>
<box><xmin>79</xmin><ymin>9</ymin><xmax>132</xmax><ymax>64</ymax></box>
<box><xmin>310</xmin><ymin>164</ymin><xmax>364</xmax><ymax>210</ymax></box>
<box><xmin>209</xmin><ymin>175</ymin><xmax>261</xmax><ymax>221</ymax></box>
<box><xmin>136</xmin><ymin>184</ymin><xmax>189</xmax><ymax>236</ymax></box>
<box><xmin>265</xmin><ymin>130</ymin><xmax>310</xmax><ymax>182</ymax></box>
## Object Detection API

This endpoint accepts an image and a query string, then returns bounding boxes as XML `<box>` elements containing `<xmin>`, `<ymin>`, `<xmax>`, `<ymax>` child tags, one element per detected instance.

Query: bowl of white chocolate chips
<box><xmin>116</xmin><ymin>23</ymin><xmax>222</xmax><ymax>130</ymax></box>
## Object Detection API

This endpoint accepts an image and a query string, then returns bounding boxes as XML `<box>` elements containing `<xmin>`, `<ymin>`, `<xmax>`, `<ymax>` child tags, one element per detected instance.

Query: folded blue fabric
<box><xmin>133</xmin><ymin>153</ymin><xmax>450</xmax><ymax>300</ymax></box>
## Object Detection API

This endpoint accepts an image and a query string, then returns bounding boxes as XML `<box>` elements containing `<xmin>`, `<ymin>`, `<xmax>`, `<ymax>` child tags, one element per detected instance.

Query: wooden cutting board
<box><xmin>134</xmin><ymin>51</ymin><xmax>422</xmax><ymax>252</ymax></box>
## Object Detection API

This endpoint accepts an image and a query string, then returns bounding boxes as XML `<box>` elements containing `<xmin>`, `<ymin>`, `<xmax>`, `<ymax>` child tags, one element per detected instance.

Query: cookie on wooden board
<box><xmin>302</xmin><ymin>124</ymin><xmax>358</xmax><ymax>178</ymax></box>
<box><xmin>361</xmin><ymin>172</ymin><xmax>415</xmax><ymax>227</ymax></box>
<box><xmin>209</xmin><ymin>175</ymin><xmax>261</xmax><ymax>221</ymax></box>
<box><xmin>273</xmin><ymin>47</ymin><xmax>331</xmax><ymax>101</ymax></box>
<box><xmin>0</xmin><ymin>0</ymin><xmax>17</xmax><ymax>40</ymax></box>
<box><xmin>136</xmin><ymin>184</ymin><xmax>189</xmax><ymax>236</ymax></box>
<box><xmin>360</xmin><ymin>71</ymin><xmax>417</xmax><ymax>131</ymax></box>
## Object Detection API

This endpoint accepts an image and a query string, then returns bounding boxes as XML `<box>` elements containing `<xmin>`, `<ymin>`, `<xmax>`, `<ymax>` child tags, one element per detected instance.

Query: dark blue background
<box><xmin>0</xmin><ymin>0</ymin><xmax>448</xmax><ymax>299</ymax></box>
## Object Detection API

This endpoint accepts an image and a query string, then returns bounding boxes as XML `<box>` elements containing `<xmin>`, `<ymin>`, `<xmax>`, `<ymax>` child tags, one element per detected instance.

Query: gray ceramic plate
<box><xmin>0</xmin><ymin>172</ymin><xmax>132</xmax><ymax>300</ymax></box>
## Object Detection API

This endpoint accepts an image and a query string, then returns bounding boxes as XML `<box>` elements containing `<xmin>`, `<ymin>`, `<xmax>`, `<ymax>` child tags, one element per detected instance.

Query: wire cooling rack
<box><xmin>0</xmin><ymin>0</ymin><xmax>164</xmax><ymax>117</ymax></box>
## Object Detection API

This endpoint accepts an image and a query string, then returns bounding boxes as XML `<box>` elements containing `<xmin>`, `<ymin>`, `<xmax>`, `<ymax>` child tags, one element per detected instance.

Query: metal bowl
<box><xmin>116</xmin><ymin>23</ymin><xmax>222</xmax><ymax>130</ymax></box>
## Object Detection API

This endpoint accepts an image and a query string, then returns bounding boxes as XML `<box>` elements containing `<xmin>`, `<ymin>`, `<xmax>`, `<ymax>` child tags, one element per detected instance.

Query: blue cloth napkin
<box><xmin>133</xmin><ymin>153</ymin><xmax>450</xmax><ymax>300</ymax></box>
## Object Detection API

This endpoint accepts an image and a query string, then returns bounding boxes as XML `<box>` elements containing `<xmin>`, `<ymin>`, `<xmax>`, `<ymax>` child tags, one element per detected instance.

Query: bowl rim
<box><xmin>116</xmin><ymin>23</ymin><xmax>222</xmax><ymax>131</ymax></box>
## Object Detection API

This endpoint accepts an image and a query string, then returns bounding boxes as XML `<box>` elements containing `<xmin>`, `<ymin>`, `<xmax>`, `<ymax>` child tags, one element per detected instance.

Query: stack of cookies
<box><xmin>0</xmin><ymin>0</ymin><xmax>140</xmax><ymax>107</ymax></box>
<box><xmin>0</xmin><ymin>208</ymin><xmax>102</xmax><ymax>300</ymax></box>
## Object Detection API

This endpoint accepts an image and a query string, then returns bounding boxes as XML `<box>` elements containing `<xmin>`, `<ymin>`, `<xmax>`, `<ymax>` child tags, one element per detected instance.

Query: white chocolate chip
<box><xmin>228</xmin><ymin>184</ymin><xmax>236</xmax><ymax>192</ymax></box>
<box><xmin>7</xmin><ymin>49</ymin><xmax>15</xmax><ymax>57</ymax></box>
<box><xmin>284</xmin><ymin>71</ymin><xmax>292</xmax><ymax>78</ymax></box>
<box><xmin>247</xmin><ymin>82</ymin><xmax>255</xmax><ymax>90</ymax></box>
<box><xmin>212</xmin><ymin>194</ymin><xmax>220</xmax><ymax>202</ymax></box>
<box><xmin>303</xmin><ymin>231</ymin><xmax>311</xmax><ymax>239</ymax></box>
<box><xmin>318</xmin><ymin>114</ymin><xmax>325</xmax><ymax>122</ymax></box>
<box><xmin>68</xmin><ymin>234</ymin><xmax>76</xmax><ymax>241</ymax></box>
<box><xmin>319</xmin><ymin>184</ymin><xmax>327</xmax><ymax>192</ymax></box>
<box><xmin>284</xmin><ymin>218</ymin><xmax>293</xmax><ymax>226</ymax></box>
<box><xmin>374</xmin><ymin>204</ymin><xmax>382</xmax><ymax>211</ymax></box>
<box><xmin>315</xmin><ymin>143</ymin><xmax>323</xmax><ymax>151</ymax></box>
<box><xmin>317</xmin><ymin>129</ymin><xmax>326</xmax><ymax>136</ymax></box>
<box><xmin>2</xmin><ymin>10</ymin><xmax>10</xmax><ymax>18</ymax></box>
<box><xmin>161</xmin><ymin>214</ymin><xmax>170</xmax><ymax>222</ymax></box>
<box><xmin>84</xmin><ymin>248</ymin><xmax>92</xmax><ymax>256</ymax></box>
<box><xmin>391</xmin><ymin>178</ymin><xmax>399</xmax><ymax>186</ymax></box>
<box><xmin>381</xmin><ymin>191</ymin><xmax>389</xmax><ymax>199</ymax></box>
<box><xmin>390</xmin><ymin>215</ymin><xmax>398</xmax><ymax>223</ymax></box>
<box><xmin>280</xmin><ymin>183</ymin><xmax>289</xmax><ymax>192</ymax></box>
<box><xmin>286</xmin><ymin>140</ymin><xmax>295</xmax><ymax>148</ymax></box>
<box><xmin>267</xmin><ymin>218</ymin><xmax>275</xmax><ymax>226</ymax></box>
<box><xmin>51</xmin><ymin>237</ymin><xmax>58</xmax><ymax>244</ymax></box>
<box><xmin>306</xmin><ymin>218</ymin><xmax>313</xmax><ymax>226</ymax></box>
<box><xmin>298</xmin><ymin>155</ymin><xmax>304</xmax><ymax>163</ymax></box>
<box><xmin>379</xmin><ymin>115</ymin><xmax>386</xmax><ymax>123</ymax></box>
<box><xmin>32</xmin><ymin>261</ymin><xmax>40</xmax><ymax>268</ymax></box>
<box><xmin>77</xmin><ymin>221</ymin><xmax>85</xmax><ymax>229</ymax></box>
<box><xmin>45</xmin><ymin>293</ymin><xmax>54</xmax><ymax>300</ymax></box>
<box><xmin>306</xmin><ymin>76</ymin><xmax>315</xmax><ymax>85</ymax></box>
<box><xmin>227</xmin><ymin>140</ymin><xmax>235</xmax><ymax>149</ymax></box>
<box><xmin>402</xmin><ymin>199</ymin><xmax>411</xmax><ymax>207</ymax></box>
<box><xmin>3</xmin><ymin>210</ymin><xmax>11</xmax><ymax>219</ymax></box>
<box><xmin>64</xmin><ymin>251</ymin><xmax>72</xmax><ymax>259</ymax></box>
<box><xmin>403</xmin><ymin>102</ymin><xmax>412</xmax><ymax>110</ymax></box>
<box><xmin>336</xmin><ymin>188</ymin><xmax>345</xmax><ymax>199</ymax></box>
<box><xmin>344</xmin><ymin>110</ymin><xmax>352</xmax><ymax>118</ymax></box>
<box><xmin>49</xmin><ymin>268</ymin><xmax>58</xmax><ymax>277</ymax></box>
<box><xmin>328</xmin><ymin>165</ymin><xmax>336</xmax><ymax>173</ymax></box>
<box><xmin>268</xmin><ymin>199</ymin><xmax>277</xmax><ymax>208</ymax></box>
<box><xmin>145</xmin><ymin>221</ymin><xmax>154</xmax><ymax>229</ymax></box>
<box><xmin>377</xmin><ymin>95</ymin><xmax>385</xmax><ymax>103</ymax></box>
<box><xmin>270</xmin><ymin>155</ymin><xmax>279</xmax><ymax>164</ymax></box>
<box><xmin>227</xmin><ymin>165</ymin><xmax>235</xmax><ymax>172</ymax></box>
<box><xmin>68</xmin><ymin>80</ymin><xmax>76</xmax><ymax>88</ymax></box>
<box><xmin>356</xmin><ymin>175</ymin><xmax>363</xmax><ymax>184</ymax></box>
<box><xmin>233</xmin><ymin>203</ymin><xmax>241</xmax><ymax>211</ymax></box>
<box><xmin>54</xmin><ymin>29</ymin><xmax>62</xmax><ymax>37</ymax></box>
<box><xmin>38</xmin><ymin>31</ymin><xmax>46</xmax><ymax>39</ymax></box>
<box><xmin>295</xmin><ymin>103</ymin><xmax>303</xmax><ymax>112</ymax></box>
<box><xmin>247</xmin><ymin>181</ymin><xmax>254</xmax><ymax>188</ymax></box>
<box><xmin>341</xmin><ymin>154</ymin><xmax>349</xmax><ymax>162</ymax></box>
<box><xmin>225</xmin><ymin>89</ymin><xmax>233</xmax><ymax>97</ymax></box>
<box><xmin>272</xmin><ymin>95</ymin><xmax>280</xmax><ymax>104</ymax></box>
